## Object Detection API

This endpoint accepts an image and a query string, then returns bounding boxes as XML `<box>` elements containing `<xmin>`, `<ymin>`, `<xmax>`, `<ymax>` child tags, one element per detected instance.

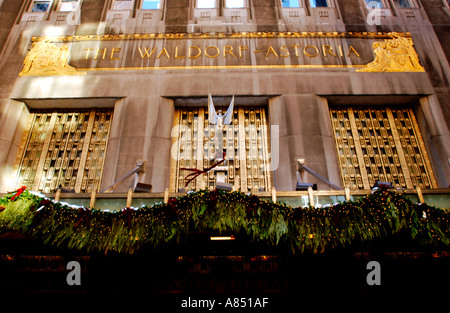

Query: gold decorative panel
<box><xmin>14</xmin><ymin>109</ymin><xmax>112</xmax><ymax>193</ymax></box>
<box><xmin>357</xmin><ymin>32</ymin><xmax>425</xmax><ymax>72</ymax></box>
<box><xmin>330</xmin><ymin>106</ymin><xmax>437</xmax><ymax>190</ymax></box>
<box><xmin>19</xmin><ymin>40</ymin><xmax>86</xmax><ymax>76</ymax></box>
<box><xmin>22</xmin><ymin>32</ymin><xmax>424</xmax><ymax>73</ymax></box>
<box><xmin>170</xmin><ymin>106</ymin><xmax>272</xmax><ymax>193</ymax></box>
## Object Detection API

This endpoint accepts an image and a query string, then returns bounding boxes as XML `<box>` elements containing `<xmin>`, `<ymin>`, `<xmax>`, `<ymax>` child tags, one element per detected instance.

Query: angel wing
<box><xmin>223</xmin><ymin>95</ymin><xmax>234</xmax><ymax>126</ymax></box>
<box><xmin>208</xmin><ymin>92</ymin><xmax>217</xmax><ymax>124</ymax></box>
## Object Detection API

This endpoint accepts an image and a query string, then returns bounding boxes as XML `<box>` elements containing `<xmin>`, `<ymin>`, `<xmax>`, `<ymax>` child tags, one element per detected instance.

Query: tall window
<box><xmin>170</xmin><ymin>106</ymin><xmax>272</xmax><ymax>193</ymax></box>
<box><xmin>282</xmin><ymin>0</ymin><xmax>300</xmax><ymax>8</ymax></box>
<box><xmin>309</xmin><ymin>0</ymin><xmax>328</xmax><ymax>7</ymax></box>
<box><xmin>225</xmin><ymin>0</ymin><xmax>244</xmax><ymax>8</ymax></box>
<box><xmin>59</xmin><ymin>0</ymin><xmax>79</xmax><ymax>11</ymax></box>
<box><xmin>113</xmin><ymin>0</ymin><xmax>133</xmax><ymax>10</ymax></box>
<box><xmin>330</xmin><ymin>106</ymin><xmax>437</xmax><ymax>190</ymax></box>
<box><xmin>142</xmin><ymin>0</ymin><xmax>160</xmax><ymax>9</ymax></box>
<box><xmin>394</xmin><ymin>0</ymin><xmax>412</xmax><ymax>7</ymax></box>
<box><xmin>14</xmin><ymin>109</ymin><xmax>113</xmax><ymax>193</ymax></box>
<box><xmin>364</xmin><ymin>0</ymin><xmax>383</xmax><ymax>7</ymax></box>
<box><xmin>197</xmin><ymin>0</ymin><xmax>216</xmax><ymax>8</ymax></box>
<box><xmin>31</xmin><ymin>1</ymin><xmax>51</xmax><ymax>12</ymax></box>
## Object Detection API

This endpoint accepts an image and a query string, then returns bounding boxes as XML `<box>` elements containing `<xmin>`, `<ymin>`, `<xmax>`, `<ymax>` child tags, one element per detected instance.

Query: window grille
<box><xmin>330</xmin><ymin>106</ymin><xmax>437</xmax><ymax>190</ymax></box>
<box><xmin>14</xmin><ymin>109</ymin><xmax>113</xmax><ymax>193</ymax></box>
<box><xmin>170</xmin><ymin>106</ymin><xmax>272</xmax><ymax>193</ymax></box>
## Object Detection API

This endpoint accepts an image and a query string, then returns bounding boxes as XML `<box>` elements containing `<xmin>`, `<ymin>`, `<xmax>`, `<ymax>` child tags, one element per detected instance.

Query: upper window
<box><xmin>364</xmin><ymin>0</ymin><xmax>384</xmax><ymax>7</ymax></box>
<box><xmin>282</xmin><ymin>0</ymin><xmax>300</xmax><ymax>8</ymax></box>
<box><xmin>394</xmin><ymin>0</ymin><xmax>412</xmax><ymax>7</ymax></box>
<box><xmin>225</xmin><ymin>0</ymin><xmax>244</xmax><ymax>8</ymax></box>
<box><xmin>142</xmin><ymin>0</ymin><xmax>160</xmax><ymax>9</ymax></box>
<box><xmin>113</xmin><ymin>0</ymin><xmax>134</xmax><ymax>10</ymax></box>
<box><xmin>59</xmin><ymin>0</ymin><xmax>79</xmax><ymax>12</ymax></box>
<box><xmin>197</xmin><ymin>0</ymin><xmax>216</xmax><ymax>8</ymax></box>
<box><xmin>309</xmin><ymin>0</ymin><xmax>328</xmax><ymax>7</ymax></box>
<box><xmin>31</xmin><ymin>1</ymin><xmax>51</xmax><ymax>12</ymax></box>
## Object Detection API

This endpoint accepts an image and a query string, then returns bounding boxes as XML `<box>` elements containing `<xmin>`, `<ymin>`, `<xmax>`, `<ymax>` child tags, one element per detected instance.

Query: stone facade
<box><xmin>0</xmin><ymin>0</ymin><xmax>449</xmax><ymax>193</ymax></box>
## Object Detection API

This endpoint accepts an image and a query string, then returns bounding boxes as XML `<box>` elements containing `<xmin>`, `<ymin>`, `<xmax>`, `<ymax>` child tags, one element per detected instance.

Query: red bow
<box><xmin>74</xmin><ymin>207</ymin><xmax>91</xmax><ymax>228</ymax></box>
<box><xmin>180</xmin><ymin>152</ymin><xmax>226</xmax><ymax>187</ymax></box>
<box><xmin>11</xmin><ymin>186</ymin><xmax>26</xmax><ymax>201</ymax></box>
<box><xmin>121</xmin><ymin>207</ymin><xmax>134</xmax><ymax>228</ymax></box>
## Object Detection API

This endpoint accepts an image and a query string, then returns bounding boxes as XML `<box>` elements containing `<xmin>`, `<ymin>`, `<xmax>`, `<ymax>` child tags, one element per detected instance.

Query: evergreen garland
<box><xmin>0</xmin><ymin>188</ymin><xmax>448</xmax><ymax>254</ymax></box>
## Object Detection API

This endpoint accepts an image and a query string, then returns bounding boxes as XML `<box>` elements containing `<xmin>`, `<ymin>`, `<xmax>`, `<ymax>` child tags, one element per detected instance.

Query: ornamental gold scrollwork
<box><xmin>357</xmin><ymin>32</ymin><xmax>425</xmax><ymax>72</ymax></box>
<box><xmin>19</xmin><ymin>40</ymin><xmax>86</xmax><ymax>76</ymax></box>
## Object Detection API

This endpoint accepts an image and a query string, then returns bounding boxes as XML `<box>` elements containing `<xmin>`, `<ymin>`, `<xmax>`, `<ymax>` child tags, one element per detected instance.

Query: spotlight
<box><xmin>215</xmin><ymin>182</ymin><xmax>233</xmax><ymax>191</ymax></box>
<box><xmin>134</xmin><ymin>183</ymin><xmax>152</xmax><ymax>193</ymax></box>
<box><xmin>60</xmin><ymin>187</ymin><xmax>75</xmax><ymax>193</ymax></box>
<box><xmin>210</xmin><ymin>235</ymin><xmax>235</xmax><ymax>241</ymax></box>
<box><xmin>296</xmin><ymin>183</ymin><xmax>317</xmax><ymax>191</ymax></box>
<box><xmin>372</xmin><ymin>181</ymin><xmax>393</xmax><ymax>189</ymax></box>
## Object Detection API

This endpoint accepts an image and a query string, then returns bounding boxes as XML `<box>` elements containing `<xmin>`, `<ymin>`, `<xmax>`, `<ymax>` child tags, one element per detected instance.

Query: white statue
<box><xmin>208</xmin><ymin>92</ymin><xmax>234</xmax><ymax>129</ymax></box>
<box><xmin>180</xmin><ymin>93</ymin><xmax>235</xmax><ymax>188</ymax></box>
<box><xmin>208</xmin><ymin>92</ymin><xmax>234</xmax><ymax>161</ymax></box>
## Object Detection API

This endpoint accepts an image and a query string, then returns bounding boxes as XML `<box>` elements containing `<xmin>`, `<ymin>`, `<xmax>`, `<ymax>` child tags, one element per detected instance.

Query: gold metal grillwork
<box><xmin>170</xmin><ymin>106</ymin><xmax>272</xmax><ymax>193</ymax></box>
<box><xmin>14</xmin><ymin>109</ymin><xmax>113</xmax><ymax>193</ymax></box>
<box><xmin>330</xmin><ymin>106</ymin><xmax>437</xmax><ymax>190</ymax></box>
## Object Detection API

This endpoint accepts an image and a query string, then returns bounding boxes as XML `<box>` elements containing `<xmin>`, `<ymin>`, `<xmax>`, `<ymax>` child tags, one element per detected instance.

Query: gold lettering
<box><xmin>280</xmin><ymin>45</ymin><xmax>290</xmax><ymax>57</ymax></box>
<box><xmin>157</xmin><ymin>47</ymin><xmax>171</xmax><ymax>59</ymax></box>
<box><xmin>110</xmin><ymin>47</ymin><xmax>121</xmax><ymax>60</ymax></box>
<box><xmin>322</xmin><ymin>45</ymin><xmax>337</xmax><ymax>57</ymax></box>
<box><xmin>239</xmin><ymin>45</ymin><xmax>248</xmax><ymax>58</ymax></box>
<box><xmin>84</xmin><ymin>48</ymin><xmax>94</xmax><ymax>60</ymax></box>
<box><xmin>94</xmin><ymin>48</ymin><xmax>107</xmax><ymax>60</ymax></box>
<box><xmin>138</xmin><ymin>47</ymin><xmax>156</xmax><ymax>58</ymax></box>
<box><xmin>175</xmin><ymin>46</ymin><xmax>185</xmax><ymax>59</ymax></box>
<box><xmin>223</xmin><ymin>45</ymin><xmax>237</xmax><ymax>58</ymax></box>
<box><xmin>188</xmin><ymin>46</ymin><xmax>202</xmax><ymax>59</ymax></box>
<box><xmin>265</xmin><ymin>46</ymin><xmax>278</xmax><ymax>57</ymax></box>
<box><xmin>347</xmin><ymin>45</ymin><xmax>360</xmax><ymax>57</ymax></box>
<box><xmin>291</xmin><ymin>45</ymin><xmax>301</xmax><ymax>57</ymax></box>
<box><xmin>338</xmin><ymin>45</ymin><xmax>344</xmax><ymax>57</ymax></box>
<box><xmin>304</xmin><ymin>45</ymin><xmax>319</xmax><ymax>57</ymax></box>
<box><xmin>205</xmin><ymin>46</ymin><xmax>220</xmax><ymax>58</ymax></box>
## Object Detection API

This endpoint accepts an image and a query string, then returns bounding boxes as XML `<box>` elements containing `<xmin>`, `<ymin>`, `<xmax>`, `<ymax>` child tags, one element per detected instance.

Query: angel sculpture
<box><xmin>208</xmin><ymin>93</ymin><xmax>234</xmax><ymax>161</ymax></box>
<box><xmin>208</xmin><ymin>93</ymin><xmax>234</xmax><ymax>129</ymax></box>
<box><xmin>180</xmin><ymin>93</ymin><xmax>234</xmax><ymax>187</ymax></box>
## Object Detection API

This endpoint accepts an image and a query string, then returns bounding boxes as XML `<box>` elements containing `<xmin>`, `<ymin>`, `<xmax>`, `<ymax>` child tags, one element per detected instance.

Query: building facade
<box><xmin>1</xmin><ymin>0</ymin><xmax>450</xmax><ymax>301</ymax></box>
<box><xmin>0</xmin><ymin>0</ymin><xmax>449</xmax><ymax>197</ymax></box>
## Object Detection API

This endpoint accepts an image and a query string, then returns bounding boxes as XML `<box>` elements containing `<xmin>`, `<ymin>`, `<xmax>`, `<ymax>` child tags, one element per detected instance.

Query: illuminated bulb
<box><xmin>210</xmin><ymin>235</ymin><xmax>235</xmax><ymax>241</ymax></box>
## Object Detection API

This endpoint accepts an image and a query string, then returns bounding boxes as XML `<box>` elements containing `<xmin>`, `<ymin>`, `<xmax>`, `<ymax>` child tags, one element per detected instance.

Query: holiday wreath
<box><xmin>0</xmin><ymin>187</ymin><xmax>448</xmax><ymax>254</ymax></box>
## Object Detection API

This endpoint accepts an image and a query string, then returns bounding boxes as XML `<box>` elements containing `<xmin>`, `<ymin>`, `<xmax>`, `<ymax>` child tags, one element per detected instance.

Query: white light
<box><xmin>210</xmin><ymin>236</ymin><xmax>235</xmax><ymax>240</ymax></box>
<box><xmin>43</xmin><ymin>26</ymin><xmax>66</xmax><ymax>37</ymax></box>
<box><xmin>226</xmin><ymin>0</ymin><xmax>244</xmax><ymax>8</ymax></box>
<box><xmin>197</xmin><ymin>0</ymin><xmax>215</xmax><ymax>9</ymax></box>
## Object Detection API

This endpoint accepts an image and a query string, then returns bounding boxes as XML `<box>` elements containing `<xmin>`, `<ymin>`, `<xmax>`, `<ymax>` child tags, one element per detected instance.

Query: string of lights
<box><xmin>0</xmin><ymin>188</ymin><xmax>448</xmax><ymax>254</ymax></box>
